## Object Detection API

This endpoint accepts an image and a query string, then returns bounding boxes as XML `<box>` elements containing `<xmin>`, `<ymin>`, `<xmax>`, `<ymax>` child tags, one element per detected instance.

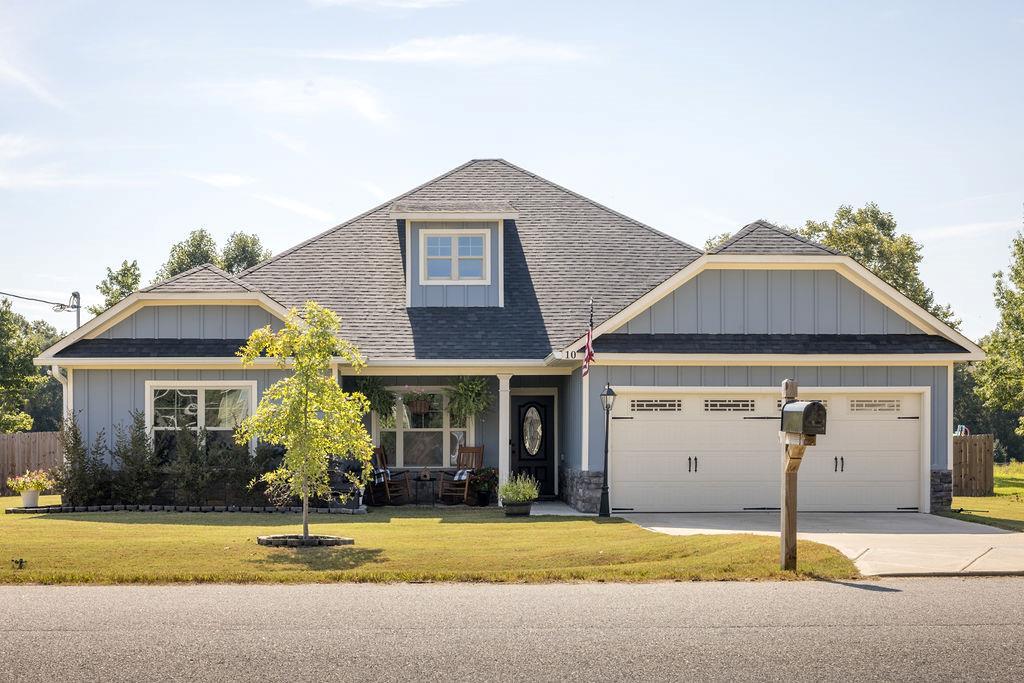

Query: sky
<box><xmin>1</xmin><ymin>0</ymin><xmax>1021</xmax><ymax>341</ymax></box>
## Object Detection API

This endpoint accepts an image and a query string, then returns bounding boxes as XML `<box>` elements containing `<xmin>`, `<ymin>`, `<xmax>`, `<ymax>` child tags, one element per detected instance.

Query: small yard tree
<box><xmin>235</xmin><ymin>301</ymin><xmax>374</xmax><ymax>540</ymax></box>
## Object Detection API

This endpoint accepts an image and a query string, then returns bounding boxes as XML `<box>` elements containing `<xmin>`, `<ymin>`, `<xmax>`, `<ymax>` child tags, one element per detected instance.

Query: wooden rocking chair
<box><xmin>364</xmin><ymin>446</ymin><xmax>412</xmax><ymax>505</ymax></box>
<box><xmin>437</xmin><ymin>446</ymin><xmax>484</xmax><ymax>505</ymax></box>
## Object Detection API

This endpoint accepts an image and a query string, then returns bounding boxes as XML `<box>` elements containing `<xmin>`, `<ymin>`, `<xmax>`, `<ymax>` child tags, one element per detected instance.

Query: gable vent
<box><xmin>849</xmin><ymin>398</ymin><xmax>901</xmax><ymax>413</ymax></box>
<box><xmin>630</xmin><ymin>398</ymin><xmax>683</xmax><ymax>413</ymax></box>
<box><xmin>704</xmin><ymin>398</ymin><xmax>755</xmax><ymax>413</ymax></box>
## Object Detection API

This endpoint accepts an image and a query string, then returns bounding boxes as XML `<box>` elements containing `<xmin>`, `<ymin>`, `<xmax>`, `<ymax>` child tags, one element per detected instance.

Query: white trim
<box><xmin>67</xmin><ymin>368</ymin><xmax>74</xmax><ymax>416</ymax></box>
<box><xmin>581</xmin><ymin>369</ymin><xmax>590</xmax><ymax>471</ymax></box>
<box><xmin>558</xmin><ymin>254</ymin><xmax>985</xmax><ymax>360</ymax></box>
<box><xmin>339</xmin><ymin>361</ymin><xmax>570</xmax><ymax>376</ymax></box>
<box><xmin>373</xmin><ymin>386</ymin><xmax>475</xmax><ymax>468</ymax></box>
<box><xmin>497</xmin><ymin>219</ymin><xmax>505</xmax><ymax>307</ymax></box>
<box><xmin>418</xmin><ymin>227</ymin><xmax>492</xmax><ymax>286</ymax></box>
<box><xmin>609</xmin><ymin>385</ymin><xmax>933</xmax><ymax>513</ymax></box>
<box><xmin>510</xmin><ymin>387</ymin><xmax>560</xmax><ymax>496</ymax></box>
<box><xmin>36</xmin><ymin>291</ymin><xmax>291</xmax><ymax>360</ymax></box>
<box><xmin>584</xmin><ymin>354</ymin><xmax>980</xmax><ymax>365</ymax></box>
<box><xmin>34</xmin><ymin>357</ymin><xmax>280</xmax><ymax>369</ymax></box>
<box><xmin>391</xmin><ymin>211</ymin><xmax>518</xmax><ymax>221</ymax></box>
<box><xmin>497</xmin><ymin>374</ymin><xmax>512</xmax><ymax>490</ymax></box>
<box><xmin>405</xmin><ymin>220</ymin><xmax>412</xmax><ymax>308</ymax></box>
<box><xmin>143</xmin><ymin>379</ymin><xmax>258</xmax><ymax>453</ymax></box>
<box><xmin>947</xmin><ymin>362</ymin><xmax>954</xmax><ymax>471</ymax></box>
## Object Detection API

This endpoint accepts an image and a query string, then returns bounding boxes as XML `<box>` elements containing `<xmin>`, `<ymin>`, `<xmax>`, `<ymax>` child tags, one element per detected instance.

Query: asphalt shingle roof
<box><xmin>390</xmin><ymin>199</ymin><xmax>517</xmax><ymax>214</ymax></box>
<box><xmin>593</xmin><ymin>333</ymin><xmax>969</xmax><ymax>355</ymax></box>
<box><xmin>143</xmin><ymin>264</ymin><xmax>257</xmax><ymax>294</ymax></box>
<box><xmin>237</xmin><ymin>159</ymin><xmax>702</xmax><ymax>359</ymax></box>
<box><xmin>56</xmin><ymin>338</ymin><xmax>251</xmax><ymax>358</ymax></box>
<box><xmin>709</xmin><ymin>220</ymin><xmax>838</xmax><ymax>255</ymax></box>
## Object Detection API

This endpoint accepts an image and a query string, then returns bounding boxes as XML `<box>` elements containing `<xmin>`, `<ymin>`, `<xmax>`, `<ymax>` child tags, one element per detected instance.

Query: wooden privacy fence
<box><xmin>0</xmin><ymin>432</ymin><xmax>62</xmax><ymax>493</ymax></box>
<box><xmin>952</xmin><ymin>434</ymin><xmax>994</xmax><ymax>497</ymax></box>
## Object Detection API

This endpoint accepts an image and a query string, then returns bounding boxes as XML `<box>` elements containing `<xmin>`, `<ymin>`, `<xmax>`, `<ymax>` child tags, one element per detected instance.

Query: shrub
<box><xmin>52</xmin><ymin>414</ymin><xmax>112</xmax><ymax>506</ymax></box>
<box><xmin>206</xmin><ymin>436</ymin><xmax>258</xmax><ymax>505</ymax></box>
<box><xmin>7</xmin><ymin>469</ymin><xmax>55</xmax><ymax>494</ymax></box>
<box><xmin>498</xmin><ymin>472</ymin><xmax>539</xmax><ymax>505</ymax></box>
<box><xmin>470</xmin><ymin>467</ymin><xmax>498</xmax><ymax>494</ymax></box>
<box><xmin>111</xmin><ymin>412</ymin><xmax>160</xmax><ymax>505</ymax></box>
<box><xmin>163</xmin><ymin>425</ymin><xmax>211</xmax><ymax>506</ymax></box>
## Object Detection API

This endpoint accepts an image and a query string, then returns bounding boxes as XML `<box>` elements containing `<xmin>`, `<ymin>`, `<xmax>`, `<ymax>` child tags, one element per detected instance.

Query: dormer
<box><xmin>391</xmin><ymin>200</ymin><xmax>516</xmax><ymax>308</ymax></box>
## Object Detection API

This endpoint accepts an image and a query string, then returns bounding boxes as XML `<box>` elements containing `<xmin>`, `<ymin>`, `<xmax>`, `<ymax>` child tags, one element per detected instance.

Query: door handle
<box><xmin>834</xmin><ymin>457</ymin><xmax>838</xmax><ymax>472</ymax></box>
<box><xmin>688</xmin><ymin>456</ymin><xmax>692</xmax><ymax>473</ymax></box>
<box><xmin>840</xmin><ymin>456</ymin><xmax>845</xmax><ymax>472</ymax></box>
<box><xmin>694</xmin><ymin>456</ymin><xmax>698</xmax><ymax>472</ymax></box>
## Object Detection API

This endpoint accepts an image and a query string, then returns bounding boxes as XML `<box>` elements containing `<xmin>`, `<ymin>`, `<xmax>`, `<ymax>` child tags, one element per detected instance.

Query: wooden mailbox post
<box><xmin>778</xmin><ymin>379</ymin><xmax>827</xmax><ymax>571</ymax></box>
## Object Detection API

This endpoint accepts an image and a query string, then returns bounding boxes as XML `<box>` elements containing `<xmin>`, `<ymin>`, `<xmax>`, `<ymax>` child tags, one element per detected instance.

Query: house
<box><xmin>34</xmin><ymin>159</ymin><xmax>983</xmax><ymax>513</ymax></box>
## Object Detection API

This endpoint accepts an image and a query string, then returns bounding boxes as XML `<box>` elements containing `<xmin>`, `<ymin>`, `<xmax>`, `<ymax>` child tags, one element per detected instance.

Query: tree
<box><xmin>222</xmin><ymin>231</ymin><xmax>271</xmax><ymax>273</ymax></box>
<box><xmin>975</xmin><ymin>232</ymin><xmax>1024</xmax><ymax>441</ymax></box>
<box><xmin>153</xmin><ymin>229</ymin><xmax>222</xmax><ymax>282</ymax></box>
<box><xmin>0</xmin><ymin>299</ymin><xmax>46</xmax><ymax>432</ymax></box>
<box><xmin>801</xmin><ymin>203</ymin><xmax>959</xmax><ymax>328</ymax></box>
<box><xmin>88</xmin><ymin>260</ymin><xmax>141</xmax><ymax>315</ymax></box>
<box><xmin>704</xmin><ymin>231</ymin><xmax>732</xmax><ymax>251</ymax></box>
<box><xmin>955</xmin><ymin>361</ymin><xmax>1024</xmax><ymax>461</ymax></box>
<box><xmin>235</xmin><ymin>301</ymin><xmax>374</xmax><ymax>540</ymax></box>
<box><xmin>17</xmin><ymin>317</ymin><xmax>62</xmax><ymax>431</ymax></box>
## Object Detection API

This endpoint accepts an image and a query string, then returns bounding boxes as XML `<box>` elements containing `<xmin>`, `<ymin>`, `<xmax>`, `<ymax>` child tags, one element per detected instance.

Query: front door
<box><xmin>511</xmin><ymin>395</ymin><xmax>555</xmax><ymax>497</ymax></box>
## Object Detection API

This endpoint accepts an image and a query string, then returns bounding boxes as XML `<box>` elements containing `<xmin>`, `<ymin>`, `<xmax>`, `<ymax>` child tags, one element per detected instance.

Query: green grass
<box><xmin>0</xmin><ymin>495</ymin><xmax>856</xmax><ymax>584</ymax></box>
<box><xmin>950</xmin><ymin>462</ymin><xmax>1024</xmax><ymax>532</ymax></box>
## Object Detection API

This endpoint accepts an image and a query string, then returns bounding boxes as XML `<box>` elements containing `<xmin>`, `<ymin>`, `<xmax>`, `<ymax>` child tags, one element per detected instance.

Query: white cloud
<box><xmin>198</xmin><ymin>78</ymin><xmax>389</xmax><ymax>122</ymax></box>
<box><xmin>308</xmin><ymin>0</ymin><xmax>464</xmax><ymax>8</ymax></box>
<box><xmin>258</xmin><ymin>128</ymin><xmax>308</xmax><ymax>154</ymax></box>
<box><xmin>359</xmin><ymin>180</ymin><xmax>391</xmax><ymax>200</ymax></box>
<box><xmin>181</xmin><ymin>172</ymin><xmax>256</xmax><ymax>188</ymax></box>
<box><xmin>0</xmin><ymin>164</ymin><xmax>148</xmax><ymax>189</ymax></box>
<box><xmin>299</xmin><ymin>34</ymin><xmax>586</xmax><ymax>66</ymax></box>
<box><xmin>250</xmin><ymin>193</ymin><xmax>334</xmax><ymax>223</ymax></box>
<box><xmin>914</xmin><ymin>220</ymin><xmax>1019</xmax><ymax>241</ymax></box>
<box><xmin>0</xmin><ymin>56</ymin><xmax>63</xmax><ymax>108</ymax></box>
<box><xmin>0</xmin><ymin>134</ymin><xmax>46</xmax><ymax>160</ymax></box>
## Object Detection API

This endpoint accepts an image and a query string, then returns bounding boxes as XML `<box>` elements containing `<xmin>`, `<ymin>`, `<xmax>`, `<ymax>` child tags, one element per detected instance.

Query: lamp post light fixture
<box><xmin>599</xmin><ymin>383</ymin><xmax>616</xmax><ymax>517</ymax></box>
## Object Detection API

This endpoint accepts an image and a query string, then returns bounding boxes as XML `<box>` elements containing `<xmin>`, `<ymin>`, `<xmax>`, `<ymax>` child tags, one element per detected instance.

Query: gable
<box><xmin>612</xmin><ymin>269</ymin><xmax>925</xmax><ymax>336</ymax></box>
<box><xmin>97</xmin><ymin>305</ymin><xmax>283</xmax><ymax>341</ymax></box>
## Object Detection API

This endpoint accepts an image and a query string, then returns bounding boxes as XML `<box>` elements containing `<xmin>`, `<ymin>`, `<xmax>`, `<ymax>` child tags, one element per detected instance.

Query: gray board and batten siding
<box><xmin>407</xmin><ymin>220</ymin><xmax>502</xmax><ymax>308</ymax></box>
<box><xmin>614</xmin><ymin>270</ymin><xmax>924</xmax><ymax>335</ymax></box>
<box><xmin>98</xmin><ymin>305</ymin><xmax>282</xmax><ymax>340</ymax></box>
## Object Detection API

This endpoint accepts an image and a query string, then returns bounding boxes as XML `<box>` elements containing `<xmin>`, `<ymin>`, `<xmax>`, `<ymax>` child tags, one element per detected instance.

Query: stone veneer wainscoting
<box><xmin>559</xmin><ymin>467</ymin><xmax>604</xmax><ymax>513</ymax></box>
<box><xmin>930</xmin><ymin>469</ymin><xmax>953</xmax><ymax>513</ymax></box>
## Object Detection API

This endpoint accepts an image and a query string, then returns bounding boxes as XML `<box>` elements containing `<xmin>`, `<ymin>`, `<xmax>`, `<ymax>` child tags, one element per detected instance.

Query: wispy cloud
<box><xmin>0</xmin><ymin>56</ymin><xmax>63</xmax><ymax>108</ymax></box>
<box><xmin>258</xmin><ymin>128</ymin><xmax>308</xmax><ymax>154</ymax></box>
<box><xmin>197</xmin><ymin>78</ymin><xmax>389</xmax><ymax>122</ymax></box>
<box><xmin>0</xmin><ymin>133</ymin><xmax>46</xmax><ymax>160</ymax></box>
<box><xmin>181</xmin><ymin>172</ymin><xmax>256</xmax><ymax>188</ymax></box>
<box><xmin>250</xmin><ymin>193</ymin><xmax>334</xmax><ymax>223</ymax></box>
<box><xmin>308</xmin><ymin>0</ymin><xmax>464</xmax><ymax>8</ymax></box>
<box><xmin>298</xmin><ymin>34</ymin><xmax>587</xmax><ymax>65</ymax></box>
<box><xmin>915</xmin><ymin>219</ymin><xmax>1019</xmax><ymax>241</ymax></box>
<box><xmin>0</xmin><ymin>164</ymin><xmax>149</xmax><ymax>189</ymax></box>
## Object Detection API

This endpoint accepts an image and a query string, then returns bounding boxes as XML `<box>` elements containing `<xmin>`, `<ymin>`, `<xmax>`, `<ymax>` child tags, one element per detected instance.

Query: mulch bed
<box><xmin>5</xmin><ymin>504</ymin><xmax>367</xmax><ymax>515</ymax></box>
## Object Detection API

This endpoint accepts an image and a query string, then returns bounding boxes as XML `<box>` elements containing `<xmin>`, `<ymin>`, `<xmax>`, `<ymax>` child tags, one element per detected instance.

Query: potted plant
<box><xmin>403</xmin><ymin>391</ymin><xmax>434</xmax><ymax>416</ymax></box>
<box><xmin>447</xmin><ymin>377</ymin><xmax>493</xmax><ymax>425</ymax></box>
<box><xmin>7</xmin><ymin>469</ymin><xmax>55</xmax><ymax>508</ymax></box>
<box><xmin>354</xmin><ymin>376</ymin><xmax>396</xmax><ymax>419</ymax></box>
<box><xmin>498</xmin><ymin>472</ymin><xmax>539</xmax><ymax>516</ymax></box>
<box><xmin>469</xmin><ymin>467</ymin><xmax>498</xmax><ymax>506</ymax></box>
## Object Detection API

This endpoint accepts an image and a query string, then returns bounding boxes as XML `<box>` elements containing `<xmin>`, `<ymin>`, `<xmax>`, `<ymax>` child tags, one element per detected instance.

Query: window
<box><xmin>147</xmin><ymin>381</ymin><xmax>256</xmax><ymax>458</ymax></box>
<box><xmin>420</xmin><ymin>229</ymin><xmax>491</xmax><ymax>284</ymax></box>
<box><xmin>376</xmin><ymin>390</ymin><xmax>472</xmax><ymax>468</ymax></box>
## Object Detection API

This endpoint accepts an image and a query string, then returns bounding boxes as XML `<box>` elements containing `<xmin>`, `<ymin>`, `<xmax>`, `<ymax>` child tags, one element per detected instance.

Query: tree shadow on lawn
<box><xmin>246</xmin><ymin>545</ymin><xmax>385</xmax><ymax>572</ymax></box>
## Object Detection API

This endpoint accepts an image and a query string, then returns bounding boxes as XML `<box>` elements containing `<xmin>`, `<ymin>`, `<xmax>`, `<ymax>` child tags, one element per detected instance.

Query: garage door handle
<box><xmin>688</xmin><ymin>456</ymin><xmax>692</xmax><ymax>473</ymax></box>
<box><xmin>834</xmin><ymin>457</ymin><xmax>838</xmax><ymax>472</ymax></box>
<box><xmin>840</xmin><ymin>456</ymin><xmax>845</xmax><ymax>472</ymax></box>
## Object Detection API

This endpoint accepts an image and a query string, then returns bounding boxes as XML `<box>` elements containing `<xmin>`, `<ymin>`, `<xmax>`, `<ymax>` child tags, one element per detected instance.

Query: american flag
<box><xmin>582</xmin><ymin>298</ymin><xmax>595</xmax><ymax>376</ymax></box>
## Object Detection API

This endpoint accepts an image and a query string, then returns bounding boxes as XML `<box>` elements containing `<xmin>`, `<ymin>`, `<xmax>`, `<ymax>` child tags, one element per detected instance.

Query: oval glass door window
<box><xmin>523</xmin><ymin>406</ymin><xmax>542</xmax><ymax>455</ymax></box>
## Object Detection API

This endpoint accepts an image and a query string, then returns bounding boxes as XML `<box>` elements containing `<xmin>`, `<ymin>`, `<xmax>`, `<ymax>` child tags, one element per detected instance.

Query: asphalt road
<box><xmin>2</xmin><ymin>579</ymin><xmax>1023</xmax><ymax>682</ymax></box>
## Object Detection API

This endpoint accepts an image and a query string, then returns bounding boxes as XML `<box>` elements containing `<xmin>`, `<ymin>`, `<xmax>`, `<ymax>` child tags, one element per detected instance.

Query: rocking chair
<box><xmin>437</xmin><ymin>446</ymin><xmax>484</xmax><ymax>505</ymax></box>
<box><xmin>364</xmin><ymin>446</ymin><xmax>412</xmax><ymax>505</ymax></box>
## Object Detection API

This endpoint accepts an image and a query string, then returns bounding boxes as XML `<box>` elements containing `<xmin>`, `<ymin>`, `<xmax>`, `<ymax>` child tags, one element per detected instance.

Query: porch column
<box><xmin>497</xmin><ymin>374</ymin><xmax>513</xmax><ymax>490</ymax></box>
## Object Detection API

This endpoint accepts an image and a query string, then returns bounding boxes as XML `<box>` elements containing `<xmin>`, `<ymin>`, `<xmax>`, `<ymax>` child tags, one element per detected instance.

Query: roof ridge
<box><xmin>141</xmin><ymin>263</ymin><xmax>213</xmax><ymax>292</ymax></box>
<box><xmin>490</xmin><ymin>159</ymin><xmax>702</xmax><ymax>255</ymax></box>
<box><xmin>142</xmin><ymin>263</ymin><xmax>261</xmax><ymax>293</ymax></box>
<box><xmin>237</xmin><ymin>159</ymin><xmax>481</xmax><ymax>278</ymax></box>
<box><xmin>708</xmin><ymin>219</ymin><xmax>837</xmax><ymax>255</ymax></box>
<box><xmin>757</xmin><ymin>220</ymin><xmax>838</xmax><ymax>254</ymax></box>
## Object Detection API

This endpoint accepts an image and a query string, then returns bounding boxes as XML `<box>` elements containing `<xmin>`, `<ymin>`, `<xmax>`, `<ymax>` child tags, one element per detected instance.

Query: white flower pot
<box><xmin>21</xmin><ymin>490</ymin><xmax>40</xmax><ymax>508</ymax></box>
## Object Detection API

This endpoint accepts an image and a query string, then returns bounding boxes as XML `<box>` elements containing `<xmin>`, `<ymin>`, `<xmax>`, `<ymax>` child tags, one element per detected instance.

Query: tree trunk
<box><xmin>302</xmin><ymin>480</ymin><xmax>310</xmax><ymax>541</ymax></box>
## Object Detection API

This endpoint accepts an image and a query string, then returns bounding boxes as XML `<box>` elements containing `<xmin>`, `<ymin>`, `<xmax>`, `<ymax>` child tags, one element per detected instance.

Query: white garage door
<box><xmin>609</xmin><ymin>391</ymin><xmax>923</xmax><ymax>512</ymax></box>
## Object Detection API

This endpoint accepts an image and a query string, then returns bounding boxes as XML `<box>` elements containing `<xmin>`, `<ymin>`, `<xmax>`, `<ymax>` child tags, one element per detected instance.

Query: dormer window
<box><xmin>422</xmin><ymin>230</ymin><xmax>490</xmax><ymax>284</ymax></box>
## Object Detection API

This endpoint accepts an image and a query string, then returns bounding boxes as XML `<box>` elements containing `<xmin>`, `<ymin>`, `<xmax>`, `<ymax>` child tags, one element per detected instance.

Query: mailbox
<box><xmin>780</xmin><ymin>400</ymin><xmax>827</xmax><ymax>435</ymax></box>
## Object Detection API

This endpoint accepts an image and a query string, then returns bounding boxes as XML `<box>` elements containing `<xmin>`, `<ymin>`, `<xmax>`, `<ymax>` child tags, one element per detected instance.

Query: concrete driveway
<box><xmin>623</xmin><ymin>512</ymin><xmax>1024</xmax><ymax>576</ymax></box>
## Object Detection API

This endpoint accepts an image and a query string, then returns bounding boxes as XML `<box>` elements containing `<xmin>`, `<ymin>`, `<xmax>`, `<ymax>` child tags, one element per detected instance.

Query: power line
<box><xmin>0</xmin><ymin>289</ymin><xmax>82</xmax><ymax>328</ymax></box>
<box><xmin>0</xmin><ymin>290</ymin><xmax>76</xmax><ymax>309</ymax></box>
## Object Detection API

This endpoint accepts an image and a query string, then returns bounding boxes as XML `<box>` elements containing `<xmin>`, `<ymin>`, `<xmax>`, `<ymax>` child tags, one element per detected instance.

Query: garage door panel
<box><xmin>610</xmin><ymin>391</ymin><xmax>922</xmax><ymax>513</ymax></box>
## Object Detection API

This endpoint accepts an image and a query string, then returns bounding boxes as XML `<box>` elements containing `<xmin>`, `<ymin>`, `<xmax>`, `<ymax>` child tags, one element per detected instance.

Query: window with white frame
<box><xmin>420</xmin><ymin>229</ymin><xmax>490</xmax><ymax>284</ymax></box>
<box><xmin>376</xmin><ymin>390</ymin><xmax>471</xmax><ymax>467</ymax></box>
<box><xmin>147</xmin><ymin>382</ymin><xmax>255</xmax><ymax>457</ymax></box>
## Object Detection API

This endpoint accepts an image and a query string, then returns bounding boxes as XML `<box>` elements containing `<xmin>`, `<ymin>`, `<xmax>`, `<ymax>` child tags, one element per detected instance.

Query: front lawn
<box><xmin>0</xmin><ymin>496</ymin><xmax>856</xmax><ymax>584</ymax></box>
<box><xmin>950</xmin><ymin>461</ymin><xmax>1024</xmax><ymax>532</ymax></box>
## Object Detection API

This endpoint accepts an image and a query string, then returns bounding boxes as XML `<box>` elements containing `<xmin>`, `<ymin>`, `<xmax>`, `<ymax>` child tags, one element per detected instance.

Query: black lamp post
<box><xmin>599</xmin><ymin>382</ymin><xmax>616</xmax><ymax>517</ymax></box>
